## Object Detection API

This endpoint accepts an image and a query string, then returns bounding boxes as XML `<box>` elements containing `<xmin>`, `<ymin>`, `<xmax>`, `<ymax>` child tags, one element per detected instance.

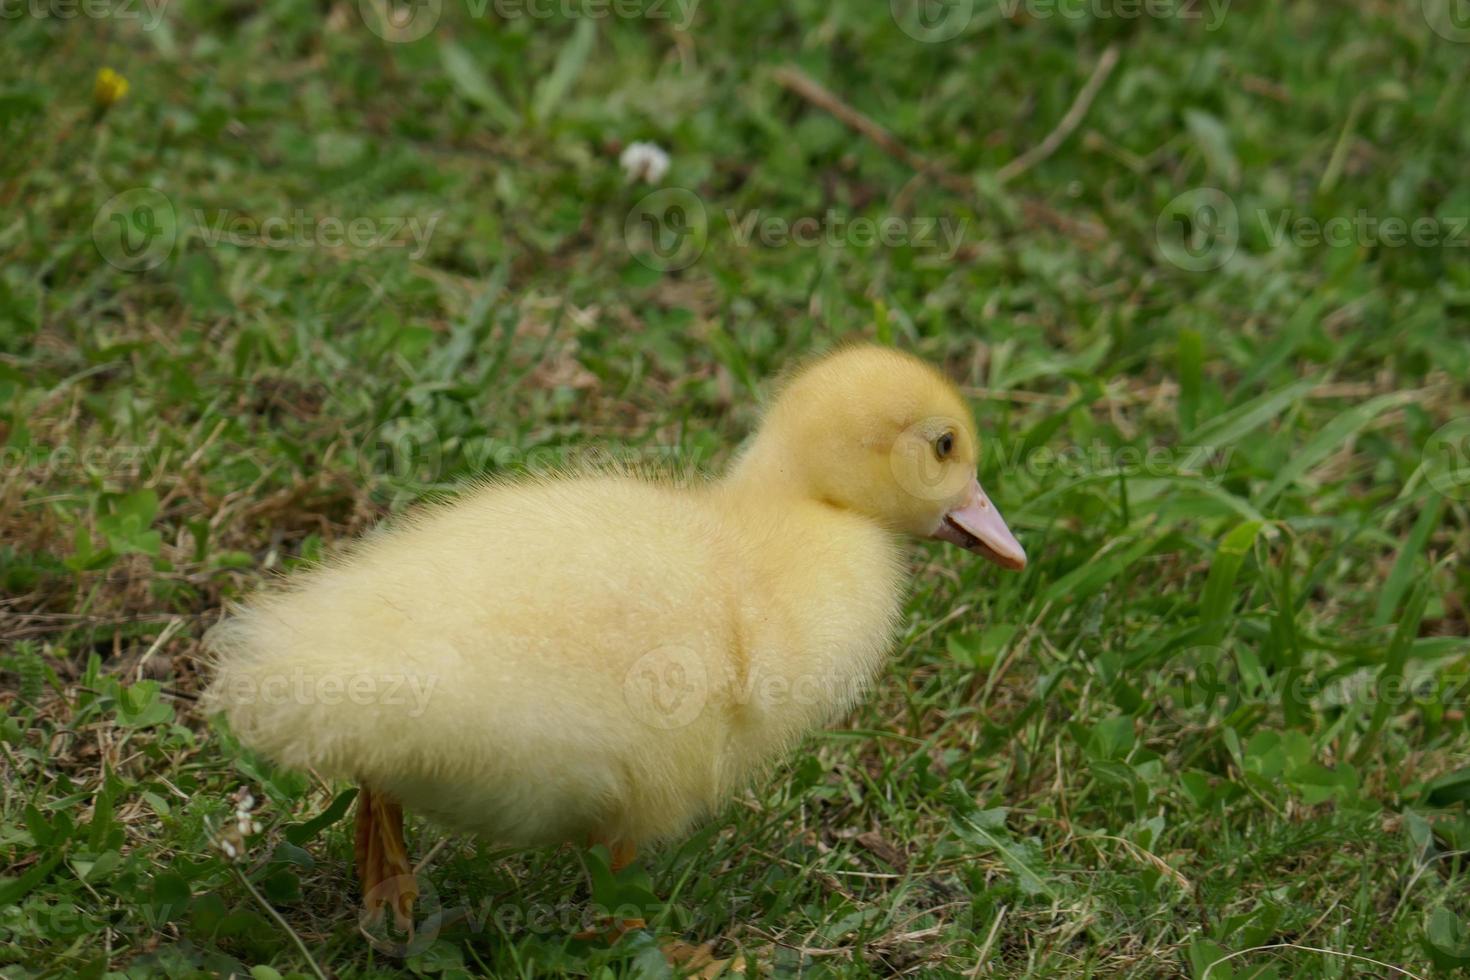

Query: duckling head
<box><xmin>731</xmin><ymin>345</ymin><xmax>1027</xmax><ymax>570</ymax></box>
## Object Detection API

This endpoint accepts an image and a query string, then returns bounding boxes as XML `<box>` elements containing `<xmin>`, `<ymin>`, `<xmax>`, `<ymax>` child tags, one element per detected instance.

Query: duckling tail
<box><xmin>355</xmin><ymin>786</ymin><xmax>417</xmax><ymax>932</ymax></box>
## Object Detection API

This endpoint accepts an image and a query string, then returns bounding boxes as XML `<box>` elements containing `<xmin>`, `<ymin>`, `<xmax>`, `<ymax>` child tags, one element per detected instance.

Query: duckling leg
<box><xmin>609</xmin><ymin>839</ymin><xmax>637</xmax><ymax>872</ymax></box>
<box><xmin>573</xmin><ymin>837</ymin><xmax>645</xmax><ymax>942</ymax></box>
<box><xmin>354</xmin><ymin>785</ymin><xmax>417</xmax><ymax>931</ymax></box>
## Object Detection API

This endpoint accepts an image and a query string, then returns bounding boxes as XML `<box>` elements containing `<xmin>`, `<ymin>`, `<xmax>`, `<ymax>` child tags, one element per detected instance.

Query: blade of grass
<box><xmin>1177</xmin><ymin>326</ymin><xmax>1203</xmax><ymax>434</ymax></box>
<box><xmin>1373</xmin><ymin>493</ymin><xmax>1444</xmax><ymax>627</ymax></box>
<box><xmin>1270</xmin><ymin>534</ymin><xmax>1308</xmax><ymax>726</ymax></box>
<box><xmin>1354</xmin><ymin>579</ymin><xmax>1430</xmax><ymax>766</ymax></box>
<box><xmin>1188</xmin><ymin>379</ymin><xmax>1314</xmax><ymax>451</ymax></box>
<box><xmin>1256</xmin><ymin>391</ymin><xmax>1418</xmax><ymax>507</ymax></box>
<box><xmin>440</xmin><ymin>40</ymin><xmax>520</xmax><ymax>130</ymax></box>
<box><xmin>1042</xmin><ymin>528</ymin><xmax>1164</xmax><ymax>606</ymax></box>
<box><xmin>532</xmin><ymin>19</ymin><xmax>597</xmax><ymax>124</ymax></box>
<box><xmin>1198</xmin><ymin>520</ymin><xmax>1267</xmax><ymax>646</ymax></box>
<box><xmin>1236</xmin><ymin>298</ymin><xmax>1325</xmax><ymax>395</ymax></box>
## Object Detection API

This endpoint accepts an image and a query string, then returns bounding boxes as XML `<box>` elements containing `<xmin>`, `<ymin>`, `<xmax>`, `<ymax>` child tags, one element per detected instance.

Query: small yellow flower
<box><xmin>94</xmin><ymin>68</ymin><xmax>129</xmax><ymax>109</ymax></box>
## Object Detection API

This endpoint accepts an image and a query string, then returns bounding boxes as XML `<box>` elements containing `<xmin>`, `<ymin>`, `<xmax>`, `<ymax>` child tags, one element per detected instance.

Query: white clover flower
<box><xmin>234</xmin><ymin>789</ymin><xmax>255</xmax><ymax>816</ymax></box>
<box><xmin>620</xmin><ymin>141</ymin><xmax>671</xmax><ymax>184</ymax></box>
<box><xmin>217</xmin><ymin>786</ymin><xmax>262</xmax><ymax>862</ymax></box>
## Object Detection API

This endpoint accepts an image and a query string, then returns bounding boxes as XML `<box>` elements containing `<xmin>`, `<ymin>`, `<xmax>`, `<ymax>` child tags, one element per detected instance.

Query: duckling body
<box><xmin>205</xmin><ymin>346</ymin><xmax>1026</xmax><ymax>885</ymax></box>
<box><xmin>208</xmin><ymin>473</ymin><xmax>902</xmax><ymax>847</ymax></box>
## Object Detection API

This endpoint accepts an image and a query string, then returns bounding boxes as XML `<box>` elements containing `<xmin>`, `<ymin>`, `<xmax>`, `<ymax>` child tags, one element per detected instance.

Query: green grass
<box><xmin>4</xmin><ymin>1</ymin><xmax>1470</xmax><ymax>976</ymax></box>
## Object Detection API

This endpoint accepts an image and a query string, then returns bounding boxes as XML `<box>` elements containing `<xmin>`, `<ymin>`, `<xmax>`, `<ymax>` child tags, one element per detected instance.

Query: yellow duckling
<box><xmin>203</xmin><ymin>345</ymin><xmax>1026</xmax><ymax>924</ymax></box>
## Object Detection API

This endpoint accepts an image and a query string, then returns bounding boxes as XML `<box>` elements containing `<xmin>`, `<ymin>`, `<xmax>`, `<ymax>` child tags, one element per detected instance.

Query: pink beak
<box><xmin>929</xmin><ymin>477</ymin><xmax>1027</xmax><ymax>571</ymax></box>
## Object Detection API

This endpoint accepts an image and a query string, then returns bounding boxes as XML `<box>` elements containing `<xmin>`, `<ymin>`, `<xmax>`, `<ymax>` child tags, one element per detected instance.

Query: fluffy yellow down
<box><xmin>203</xmin><ymin>345</ymin><xmax>991</xmax><ymax>848</ymax></box>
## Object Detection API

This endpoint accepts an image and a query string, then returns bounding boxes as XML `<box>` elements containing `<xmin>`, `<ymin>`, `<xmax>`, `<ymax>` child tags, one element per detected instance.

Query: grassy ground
<box><xmin>4</xmin><ymin>0</ymin><xmax>1470</xmax><ymax>976</ymax></box>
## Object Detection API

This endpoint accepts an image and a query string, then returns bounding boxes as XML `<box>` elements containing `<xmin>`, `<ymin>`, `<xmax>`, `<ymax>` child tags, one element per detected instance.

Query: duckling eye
<box><xmin>934</xmin><ymin>432</ymin><xmax>955</xmax><ymax>461</ymax></box>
